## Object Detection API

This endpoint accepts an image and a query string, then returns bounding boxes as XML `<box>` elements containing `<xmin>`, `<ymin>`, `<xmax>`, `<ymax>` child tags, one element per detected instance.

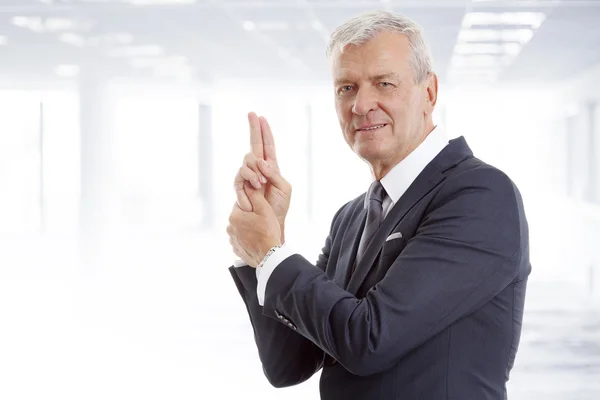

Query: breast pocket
<box><xmin>380</xmin><ymin>236</ymin><xmax>407</xmax><ymax>260</ymax></box>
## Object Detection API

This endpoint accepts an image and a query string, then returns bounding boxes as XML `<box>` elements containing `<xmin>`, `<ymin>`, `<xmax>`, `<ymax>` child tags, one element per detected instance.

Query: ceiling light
<box><xmin>448</xmin><ymin>67</ymin><xmax>500</xmax><ymax>76</ymax></box>
<box><xmin>153</xmin><ymin>63</ymin><xmax>193</xmax><ymax>80</ymax></box>
<box><xmin>11</xmin><ymin>16</ymin><xmax>94</xmax><ymax>33</ymax></box>
<box><xmin>243</xmin><ymin>21</ymin><xmax>256</xmax><ymax>31</ymax></box>
<box><xmin>128</xmin><ymin>55</ymin><xmax>188</xmax><ymax>69</ymax></box>
<box><xmin>87</xmin><ymin>32</ymin><xmax>134</xmax><ymax>47</ymax></box>
<box><xmin>312</xmin><ymin>20</ymin><xmax>324</xmax><ymax>31</ymax></box>
<box><xmin>454</xmin><ymin>43</ymin><xmax>522</xmax><ymax>56</ymax></box>
<box><xmin>55</xmin><ymin>64</ymin><xmax>80</xmax><ymax>78</ymax></box>
<box><xmin>128</xmin><ymin>55</ymin><xmax>193</xmax><ymax>80</ymax></box>
<box><xmin>255</xmin><ymin>21</ymin><xmax>289</xmax><ymax>31</ymax></box>
<box><xmin>112</xmin><ymin>33</ymin><xmax>134</xmax><ymax>45</ymax></box>
<box><xmin>447</xmin><ymin>69</ymin><xmax>498</xmax><ymax>83</ymax></box>
<box><xmin>45</xmin><ymin>17</ymin><xmax>81</xmax><ymax>31</ymax></box>
<box><xmin>462</xmin><ymin>12</ymin><xmax>546</xmax><ymax>29</ymax></box>
<box><xmin>128</xmin><ymin>58</ymin><xmax>155</xmax><ymax>69</ymax></box>
<box><xmin>450</xmin><ymin>54</ymin><xmax>510</xmax><ymax>68</ymax></box>
<box><xmin>127</xmin><ymin>0</ymin><xmax>196</xmax><ymax>4</ymax></box>
<box><xmin>458</xmin><ymin>28</ymin><xmax>534</xmax><ymax>44</ymax></box>
<box><xmin>59</xmin><ymin>33</ymin><xmax>86</xmax><ymax>47</ymax></box>
<box><xmin>11</xmin><ymin>16</ymin><xmax>44</xmax><ymax>32</ymax></box>
<box><xmin>107</xmin><ymin>45</ymin><xmax>164</xmax><ymax>57</ymax></box>
<box><xmin>11</xmin><ymin>16</ymin><xmax>33</xmax><ymax>27</ymax></box>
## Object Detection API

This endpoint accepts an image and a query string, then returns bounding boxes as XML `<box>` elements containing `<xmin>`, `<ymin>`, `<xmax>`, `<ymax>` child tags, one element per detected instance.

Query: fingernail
<box><xmin>253</xmin><ymin>180</ymin><xmax>261</xmax><ymax>189</ymax></box>
<box><xmin>260</xmin><ymin>175</ymin><xmax>267</xmax><ymax>184</ymax></box>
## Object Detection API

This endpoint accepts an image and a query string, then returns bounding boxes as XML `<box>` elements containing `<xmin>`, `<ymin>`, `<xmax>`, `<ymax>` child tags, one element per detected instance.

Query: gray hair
<box><xmin>326</xmin><ymin>10</ymin><xmax>433</xmax><ymax>83</ymax></box>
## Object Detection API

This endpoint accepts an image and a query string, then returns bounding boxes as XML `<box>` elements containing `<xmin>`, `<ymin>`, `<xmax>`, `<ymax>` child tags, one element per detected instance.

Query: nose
<box><xmin>352</xmin><ymin>87</ymin><xmax>378</xmax><ymax>116</ymax></box>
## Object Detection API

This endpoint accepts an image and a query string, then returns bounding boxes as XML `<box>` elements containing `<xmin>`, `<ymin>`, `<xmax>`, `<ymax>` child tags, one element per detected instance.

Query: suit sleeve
<box><xmin>260</xmin><ymin>167</ymin><xmax>528</xmax><ymax>376</ymax></box>
<box><xmin>228</xmin><ymin>204</ymin><xmax>347</xmax><ymax>387</ymax></box>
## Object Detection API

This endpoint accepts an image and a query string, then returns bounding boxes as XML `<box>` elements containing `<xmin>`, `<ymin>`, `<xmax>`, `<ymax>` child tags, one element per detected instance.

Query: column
<box><xmin>589</xmin><ymin>102</ymin><xmax>599</xmax><ymax>203</ymax></box>
<box><xmin>198</xmin><ymin>103</ymin><xmax>214</xmax><ymax>229</ymax></box>
<box><xmin>78</xmin><ymin>69</ymin><xmax>117</xmax><ymax>234</ymax></box>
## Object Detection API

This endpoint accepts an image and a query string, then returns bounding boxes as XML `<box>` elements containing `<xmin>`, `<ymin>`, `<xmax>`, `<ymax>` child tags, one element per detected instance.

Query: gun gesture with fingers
<box><xmin>233</xmin><ymin>112</ymin><xmax>292</xmax><ymax>243</ymax></box>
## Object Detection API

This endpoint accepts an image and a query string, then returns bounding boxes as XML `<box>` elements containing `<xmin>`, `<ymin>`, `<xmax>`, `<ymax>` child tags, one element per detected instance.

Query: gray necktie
<box><xmin>356</xmin><ymin>181</ymin><xmax>386</xmax><ymax>263</ymax></box>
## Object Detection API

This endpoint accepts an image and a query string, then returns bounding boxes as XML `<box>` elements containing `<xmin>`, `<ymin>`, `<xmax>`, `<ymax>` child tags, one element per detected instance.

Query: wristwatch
<box><xmin>257</xmin><ymin>244</ymin><xmax>282</xmax><ymax>269</ymax></box>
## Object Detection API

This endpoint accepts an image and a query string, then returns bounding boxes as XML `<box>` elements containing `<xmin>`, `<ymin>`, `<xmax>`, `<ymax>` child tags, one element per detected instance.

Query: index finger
<box><xmin>259</xmin><ymin>116</ymin><xmax>277</xmax><ymax>162</ymax></box>
<box><xmin>248</xmin><ymin>112</ymin><xmax>264</xmax><ymax>159</ymax></box>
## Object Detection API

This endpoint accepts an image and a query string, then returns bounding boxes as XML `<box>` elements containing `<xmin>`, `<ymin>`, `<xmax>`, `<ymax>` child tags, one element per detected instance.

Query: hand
<box><xmin>233</xmin><ymin>112</ymin><xmax>292</xmax><ymax>242</ymax></box>
<box><xmin>227</xmin><ymin>181</ymin><xmax>282</xmax><ymax>268</ymax></box>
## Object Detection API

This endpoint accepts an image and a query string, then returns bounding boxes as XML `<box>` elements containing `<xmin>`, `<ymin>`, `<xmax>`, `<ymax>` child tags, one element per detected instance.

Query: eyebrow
<box><xmin>372</xmin><ymin>73</ymin><xmax>401</xmax><ymax>82</ymax></box>
<box><xmin>334</xmin><ymin>72</ymin><xmax>401</xmax><ymax>86</ymax></box>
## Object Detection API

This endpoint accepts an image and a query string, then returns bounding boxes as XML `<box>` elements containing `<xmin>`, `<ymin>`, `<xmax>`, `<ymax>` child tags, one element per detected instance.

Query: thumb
<box><xmin>258</xmin><ymin>159</ymin><xmax>288</xmax><ymax>190</ymax></box>
<box><xmin>244</xmin><ymin>181</ymin><xmax>269</xmax><ymax>213</ymax></box>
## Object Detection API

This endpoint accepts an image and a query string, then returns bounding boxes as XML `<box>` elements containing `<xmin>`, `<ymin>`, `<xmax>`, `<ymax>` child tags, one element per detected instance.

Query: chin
<box><xmin>354</xmin><ymin>142</ymin><xmax>384</xmax><ymax>162</ymax></box>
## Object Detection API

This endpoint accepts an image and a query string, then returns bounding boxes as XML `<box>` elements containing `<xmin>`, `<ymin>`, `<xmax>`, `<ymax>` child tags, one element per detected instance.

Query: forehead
<box><xmin>330</xmin><ymin>31</ymin><xmax>412</xmax><ymax>81</ymax></box>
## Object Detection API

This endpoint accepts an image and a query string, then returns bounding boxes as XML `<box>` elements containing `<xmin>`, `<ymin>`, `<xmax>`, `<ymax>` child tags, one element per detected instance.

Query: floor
<box><xmin>0</xmin><ymin>232</ymin><xmax>598</xmax><ymax>399</ymax></box>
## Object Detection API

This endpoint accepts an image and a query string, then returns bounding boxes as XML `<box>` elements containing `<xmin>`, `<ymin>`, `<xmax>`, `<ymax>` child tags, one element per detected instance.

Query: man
<box><xmin>226</xmin><ymin>10</ymin><xmax>531</xmax><ymax>400</ymax></box>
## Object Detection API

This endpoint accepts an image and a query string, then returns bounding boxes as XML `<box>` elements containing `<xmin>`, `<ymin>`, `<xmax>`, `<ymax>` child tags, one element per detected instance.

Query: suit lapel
<box><xmin>346</xmin><ymin>168</ymin><xmax>445</xmax><ymax>294</ymax></box>
<box><xmin>334</xmin><ymin>203</ymin><xmax>366</xmax><ymax>288</ymax></box>
<box><xmin>345</xmin><ymin>136</ymin><xmax>474</xmax><ymax>295</ymax></box>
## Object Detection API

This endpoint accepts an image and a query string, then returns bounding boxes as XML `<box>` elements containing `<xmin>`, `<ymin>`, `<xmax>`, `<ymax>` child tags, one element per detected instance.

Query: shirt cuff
<box><xmin>233</xmin><ymin>259</ymin><xmax>247</xmax><ymax>268</ymax></box>
<box><xmin>257</xmin><ymin>243</ymin><xmax>295</xmax><ymax>306</ymax></box>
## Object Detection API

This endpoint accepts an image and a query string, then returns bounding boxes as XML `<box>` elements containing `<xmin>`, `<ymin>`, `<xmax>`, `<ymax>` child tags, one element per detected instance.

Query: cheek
<box><xmin>335</xmin><ymin>97</ymin><xmax>353</xmax><ymax>114</ymax></box>
<box><xmin>336</xmin><ymin>105</ymin><xmax>352</xmax><ymax>133</ymax></box>
<box><xmin>409</xmin><ymin>92</ymin><xmax>424</xmax><ymax>114</ymax></box>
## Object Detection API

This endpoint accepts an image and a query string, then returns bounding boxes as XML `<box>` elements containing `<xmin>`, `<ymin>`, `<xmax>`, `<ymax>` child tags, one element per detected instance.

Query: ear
<box><xmin>424</xmin><ymin>72</ymin><xmax>438</xmax><ymax>116</ymax></box>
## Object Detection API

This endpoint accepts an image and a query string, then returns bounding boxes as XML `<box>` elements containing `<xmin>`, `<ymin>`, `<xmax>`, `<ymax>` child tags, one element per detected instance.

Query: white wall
<box><xmin>555</xmin><ymin>62</ymin><xmax>600</xmax><ymax>304</ymax></box>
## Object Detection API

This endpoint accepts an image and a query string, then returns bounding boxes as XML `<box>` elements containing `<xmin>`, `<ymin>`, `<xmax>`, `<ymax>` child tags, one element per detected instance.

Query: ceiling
<box><xmin>0</xmin><ymin>0</ymin><xmax>599</xmax><ymax>86</ymax></box>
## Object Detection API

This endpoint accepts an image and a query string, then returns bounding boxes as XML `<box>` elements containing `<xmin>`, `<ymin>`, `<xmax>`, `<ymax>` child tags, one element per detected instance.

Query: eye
<box><xmin>338</xmin><ymin>85</ymin><xmax>354</xmax><ymax>94</ymax></box>
<box><xmin>379</xmin><ymin>82</ymin><xmax>393</xmax><ymax>88</ymax></box>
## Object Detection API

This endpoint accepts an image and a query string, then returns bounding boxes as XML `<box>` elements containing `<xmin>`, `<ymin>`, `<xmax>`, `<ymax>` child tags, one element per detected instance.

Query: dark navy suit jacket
<box><xmin>229</xmin><ymin>137</ymin><xmax>531</xmax><ymax>399</ymax></box>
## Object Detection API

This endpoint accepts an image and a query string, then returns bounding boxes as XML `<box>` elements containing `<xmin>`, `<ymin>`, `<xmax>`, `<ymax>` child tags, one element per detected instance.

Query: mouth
<box><xmin>356</xmin><ymin>123</ymin><xmax>387</xmax><ymax>133</ymax></box>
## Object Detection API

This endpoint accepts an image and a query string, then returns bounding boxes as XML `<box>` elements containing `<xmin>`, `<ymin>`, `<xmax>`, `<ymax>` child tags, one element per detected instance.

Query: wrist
<box><xmin>259</xmin><ymin>236</ymin><xmax>282</xmax><ymax>261</ymax></box>
<box><xmin>257</xmin><ymin>242</ymin><xmax>283</xmax><ymax>269</ymax></box>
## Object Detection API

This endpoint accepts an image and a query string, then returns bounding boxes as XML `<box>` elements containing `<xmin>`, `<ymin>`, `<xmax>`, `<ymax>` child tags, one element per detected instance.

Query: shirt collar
<box><xmin>365</xmin><ymin>125</ymin><xmax>448</xmax><ymax>209</ymax></box>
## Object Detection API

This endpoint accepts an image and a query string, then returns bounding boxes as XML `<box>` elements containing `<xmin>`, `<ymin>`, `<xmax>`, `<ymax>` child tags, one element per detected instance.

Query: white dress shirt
<box><xmin>234</xmin><ymin>126</ymin><xmax>449</xmax><ymax>306</ymax></box>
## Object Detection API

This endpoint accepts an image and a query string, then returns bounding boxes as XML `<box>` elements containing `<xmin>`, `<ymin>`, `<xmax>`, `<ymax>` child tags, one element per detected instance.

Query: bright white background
<box><xmin>0</xmin><ymin>75</ymin><xmax>599</xmax><ymax>399</ymax></box>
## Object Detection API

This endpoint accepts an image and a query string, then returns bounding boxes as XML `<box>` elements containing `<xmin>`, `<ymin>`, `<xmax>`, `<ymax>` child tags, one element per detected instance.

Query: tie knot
<box><xmin>367</xmin><ymin>181</ymin><xmax>386</xmax><ymax>205</ymax></box>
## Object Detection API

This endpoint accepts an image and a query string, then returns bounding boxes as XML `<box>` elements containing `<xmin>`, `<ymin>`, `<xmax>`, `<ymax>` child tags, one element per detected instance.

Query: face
<box><xmin>331</xmin><ymin>31</ymin><xmax>438</xmax><ymax>178</ymax></box>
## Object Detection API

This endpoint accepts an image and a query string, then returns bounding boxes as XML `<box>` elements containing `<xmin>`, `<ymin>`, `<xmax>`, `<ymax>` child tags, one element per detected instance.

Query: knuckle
<box><xmin>246</xmin><ymin>156</ymin><xmax>260</xmax><ymax>170</ymax></box>
<box><xmin>244</xmin><ymin>153</ymin><xmax>256</xmax><ymax>164</ymax></box>
<box><xmin>240</xmin><ymin>166</ymin><xmax>251</xmax><ymax>177</ymax></box>
<box><xmin>241</xmin><ymin>167</ymin><xmax>258</xmax><ymax>181</ymax></box>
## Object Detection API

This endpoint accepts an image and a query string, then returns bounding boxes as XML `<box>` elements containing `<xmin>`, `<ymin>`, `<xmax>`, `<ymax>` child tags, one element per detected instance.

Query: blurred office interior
<box><xmin>0</xmin><ymin>0</ymin><xmax>599</xmax><ymax>399</ymax></box>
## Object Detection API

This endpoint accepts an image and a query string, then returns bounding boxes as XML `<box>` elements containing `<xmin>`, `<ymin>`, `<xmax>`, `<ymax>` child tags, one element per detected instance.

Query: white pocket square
<box><xmin>385</xmin><ymin>232</ymin><xmax>403</xmax><ymax>242</ymax></box>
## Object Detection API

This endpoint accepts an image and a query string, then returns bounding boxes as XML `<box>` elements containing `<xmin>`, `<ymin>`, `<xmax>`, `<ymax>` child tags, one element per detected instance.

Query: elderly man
<box><xmin>226</xmin><ymin>10</ymin><xmax>530</xmax><ymax>400</ymax></box>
